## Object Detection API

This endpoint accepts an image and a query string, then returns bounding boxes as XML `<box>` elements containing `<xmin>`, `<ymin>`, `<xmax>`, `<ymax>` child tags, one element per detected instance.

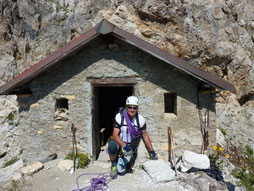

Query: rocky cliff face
<box><xmin>0</xmin><ymin>0</ymin><xmax>253</xmax><ymax>162</ymax></box>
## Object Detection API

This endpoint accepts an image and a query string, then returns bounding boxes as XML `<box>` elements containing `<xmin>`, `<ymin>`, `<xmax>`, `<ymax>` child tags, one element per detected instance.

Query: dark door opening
<box><xmin>93</xmin><ymin>86</ymin><xmax>134</xmax><ymax>159</ymax></box>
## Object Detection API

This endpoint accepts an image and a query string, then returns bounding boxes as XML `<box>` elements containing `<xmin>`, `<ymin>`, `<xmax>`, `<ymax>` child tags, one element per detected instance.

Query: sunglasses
<box><xmin>127</xmin><ymin>106</ymin><xmax>137</xmax><ymax>110</ymax></box>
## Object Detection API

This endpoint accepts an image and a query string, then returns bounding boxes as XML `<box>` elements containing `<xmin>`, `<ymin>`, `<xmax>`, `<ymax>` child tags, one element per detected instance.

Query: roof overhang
<box><xmin>0</xmin><ymin>19</ymin><xmax>236</xmax><ymax>95</ymax></box>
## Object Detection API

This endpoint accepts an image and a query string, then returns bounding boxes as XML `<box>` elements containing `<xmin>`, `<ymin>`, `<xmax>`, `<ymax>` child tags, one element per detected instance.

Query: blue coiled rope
<box><xmin>72</xmin><ymin>172</ymin><xmax>113</xmax><ymax>191</ymax></box>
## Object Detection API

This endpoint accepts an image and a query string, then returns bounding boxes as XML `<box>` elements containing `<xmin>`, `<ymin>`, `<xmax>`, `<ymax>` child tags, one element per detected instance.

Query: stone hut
<box><xmin>0</xmin><ymin>20</ymin><xmax>235</xmax><ymax>162</ymax></box>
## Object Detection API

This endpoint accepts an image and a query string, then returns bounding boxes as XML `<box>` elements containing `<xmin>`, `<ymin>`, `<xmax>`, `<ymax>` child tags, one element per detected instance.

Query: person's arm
<box><xmin>112</xmin><ymin>113</ymin><xmax>126</xmax><ymax>148</ymax></box>
<box><xmin>142</xmin><ymin>129</ymin><xmax>154</xmax><ymax>152</ymax></box>
<box><xmin>142</xmin><ymin>128</ymin><xmax>158</xmax><ymax>160</ymax></box>
<box><xmin>112</xmin><ymin>128</ymin><xmax>126</xmax><ymax>147</ymax></box>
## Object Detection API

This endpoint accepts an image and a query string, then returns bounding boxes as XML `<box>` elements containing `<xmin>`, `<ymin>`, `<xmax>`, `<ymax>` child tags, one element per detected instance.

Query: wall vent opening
<box><xmin>55</xmin><ymin>98</ymin><xmax>68</xmax><ymax>110</ymax></box>
<box><xmin>55</xmin><ymin>98</ymin><xmax>69</xmax><ymax>121</ymax></box>
<box><xmin>164</xmin><ymin>93</ymin><xmax>177</xmax><ymax>115</ymax></box>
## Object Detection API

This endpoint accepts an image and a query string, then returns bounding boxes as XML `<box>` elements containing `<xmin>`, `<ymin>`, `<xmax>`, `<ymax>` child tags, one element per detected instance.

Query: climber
<box><xmin>107</xmin><ymin>96</ymin><xmax>158</xmax><ymax>178</ymax></box>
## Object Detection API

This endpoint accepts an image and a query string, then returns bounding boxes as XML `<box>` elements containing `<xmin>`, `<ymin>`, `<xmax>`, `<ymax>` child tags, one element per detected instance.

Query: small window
<box><xmin>55</xmin><ymin>98</ymin><xmax>69</xmax><ymax>121</ymax></box>
<box><xmin>164</xmin><ymin>93</ymin><xmax>177</xmax><ymax>115</ymax></box>
<box><xmin>55</xmin><ymin>98</ymin><xmax>68</xmax><ymax>110</ymax></box>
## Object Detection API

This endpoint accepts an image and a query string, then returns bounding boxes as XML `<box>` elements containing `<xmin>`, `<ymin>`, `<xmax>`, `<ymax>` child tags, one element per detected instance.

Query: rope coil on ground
<box><xmin>72</xmin><ymin>172</ymin><xmax>112</xmax><ymax>191</ymax></box>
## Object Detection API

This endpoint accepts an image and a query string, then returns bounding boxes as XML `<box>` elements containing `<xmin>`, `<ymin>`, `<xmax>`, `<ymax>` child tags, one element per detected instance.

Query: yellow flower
<box><xmin>225</xmin><ymin>154</ymin><xmax>229</xmax><ymax>158</ymax></box>
<box><xmin>219</xmin><ymin>147</ymin><xmax>224</xmax><ymax>151</ymax></box>
<box><xmin>213</xmin><ymin>145</ymin><xmax>218</xmax><ymax>150</ymax></box>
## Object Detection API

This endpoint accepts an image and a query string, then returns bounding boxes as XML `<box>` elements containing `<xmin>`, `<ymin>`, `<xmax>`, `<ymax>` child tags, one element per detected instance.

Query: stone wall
<box><xmin>16</xmin><ymin>37</ymin><xmax>215</xmax><ymax>162</ymax></box>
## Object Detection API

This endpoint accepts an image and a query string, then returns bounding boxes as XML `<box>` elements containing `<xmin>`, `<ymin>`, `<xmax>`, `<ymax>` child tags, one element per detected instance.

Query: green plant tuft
<box><xmin>6</xmin><ymin>111</ymin><xmax>19</xmax><ymax>126</ymax></box>
<box><xmin>209</xmin><ymin>143</ymin><xmax>254</xmax><ymax>190</ymax></box>
<box><xmin>244</xmin><ymin>145</ymin><xmax>253</xmax><ymax>158</ymax></box>
<box><xmin>232</xmin><ymin>168</ymin><xmax>254</xmax><ymax>191</ymax></box>
<box><xmin>65</xmin><ymin>149</ymin><xmax>90</xmax><ymax>169</ymax></box>
<box><xmin>231</xmin><ymin>145</ymin><xmax>254</xmax><ymax>191</ymax></box>
<box><xmin>11</xmin><ymin>179</ymin><xmax>20</xmax><ymax>191</ymax></box>
<box><xmin>209</xmin><ymin>145</ymin><xmax>226</xmax><ymax>170</ymax></box>
<box><xmin>7</xmin><ymin>111</ymin><xmax>17</xmax><ymax>121</ymax></box>
<box><xmin>3</xmin><ymin>156</ymin><xmax>19</xmax><ymax>168</ymax></box>
<box><xmin>218</xmin><ymin>127</ymin><xmax>227</xmax><ymax>136</ymax></box>
<box><xmin>65</xmin><ymin>151</ymin><xmax>74</xmax><ymax>160</ymax></box>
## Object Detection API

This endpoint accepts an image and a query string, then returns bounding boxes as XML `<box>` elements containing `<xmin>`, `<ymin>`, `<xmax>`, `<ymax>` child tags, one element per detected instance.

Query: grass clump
<box><xmin>65</xmin><ymin>149</ymin><xmax>90</xmax><ymax>169</ymax></box>
<box><xmin>7</xmin><ymin>111</ymin><xmax>16</xmax><ymax>121</ymax></box>
<box><xmin>218</xmin><ymin>127</ymin><xmax>227</xmax><ymax>136</ymax></box>
<box><xmin>6</xmin><ymin>111</ymin><xmax>19</xmax><ymax>126</ymax></box>
<box><xmin>209</xmin><ymin>145</ymin><xmax>227</xmax><ymax>169</ymax></box>
<box><xmin>231</xmin><ymin>145</ymin><xmax>254</xmax><ymax>191</ymax></box>
<box><xmin>210</xmin><ymin>142</ymin><xmax>254</xmax><ymax>191</ymax></box>
<box><xmin>11</xmin><ymin>179</ymin><xmax>20</xmax><ymax>191</ymax></box>
<box><xmin>3</xmin><ymin>156</ymin><xmax>19</xmax><ymax>168</ymax></box>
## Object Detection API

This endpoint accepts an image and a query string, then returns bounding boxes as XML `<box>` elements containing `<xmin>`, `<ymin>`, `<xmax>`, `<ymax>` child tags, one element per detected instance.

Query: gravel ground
<box><xmin>1</xmin><ymin>147</ymin><xmax>181</xmax><ymax>191</ymax></box>
<box><xmin>15</xmin><ymin>159</ymin><xmax>181</xmax><ymax>191</ymax></box>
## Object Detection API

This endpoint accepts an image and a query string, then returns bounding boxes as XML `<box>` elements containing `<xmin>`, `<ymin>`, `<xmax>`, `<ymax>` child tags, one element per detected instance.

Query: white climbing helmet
<box><xmin>126</xmin><ymin>96</ymin><xmax>139</xmax><ymax>106</ymax></box>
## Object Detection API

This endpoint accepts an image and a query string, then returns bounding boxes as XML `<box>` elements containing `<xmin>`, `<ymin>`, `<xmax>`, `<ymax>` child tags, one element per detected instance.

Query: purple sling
<box><xmin>123</xmin><ymin>109</ymin><xmax>141</xmax><ymax>140</ymax></box>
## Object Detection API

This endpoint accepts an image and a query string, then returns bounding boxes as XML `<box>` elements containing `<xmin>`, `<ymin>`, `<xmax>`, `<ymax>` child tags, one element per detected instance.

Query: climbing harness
<box><xmin>72</xmin><ymin>172</ymin><xmax>113</xmax><ymax>191</ymax></box>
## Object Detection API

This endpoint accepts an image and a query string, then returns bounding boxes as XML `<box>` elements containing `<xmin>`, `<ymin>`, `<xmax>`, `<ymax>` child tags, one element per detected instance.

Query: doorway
<box><xmin>93</xmin><ymin>85</ymin><xmax>134</xmax><ymax>159</ymax></box>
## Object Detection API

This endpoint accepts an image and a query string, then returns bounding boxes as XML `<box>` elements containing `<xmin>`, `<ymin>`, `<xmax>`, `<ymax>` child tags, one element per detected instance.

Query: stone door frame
<box><xmin>88</xmin><ymin>78</ymin><xmax>138</xmax><ymax>159</ymax></box>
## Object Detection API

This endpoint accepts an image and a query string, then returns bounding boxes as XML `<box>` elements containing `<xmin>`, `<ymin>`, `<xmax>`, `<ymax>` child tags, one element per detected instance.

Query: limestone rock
<box><xmin>57</xmin><ymin>160</ymin><xmax>73</xmax><ymax>171</ymax></box>
<box><xmin>143</xmin><ymin>159</ymin><xmax>175</xmax><ymax>183</ymax></box>
<box><xmin>21</xmin><ymin>161</ymin><xmax>44</xmax><ymax>175</ymax></box>
<box><xmin>39</xmin><ymin>153</ymin><xmax>57</xmax><ymax>164</ymax></box>
<box><xmin>0</xmin><ymin>159</ymin><xmax>23</xmax><ymax>183</ymax></box>
<box><xmin>216</xmin><ymin>128</ymin><xmax>227</xmax><ymax>148</ymax></box>
<box><xmin>179</xmin><ymin>150</ymin><xmax>210</xmax><ymax>172</ymax></box>
<box><xmin>0</xmin><ymin>55</ymin><xmax>17</xmax><ymax>86</ymax></box>
<box><xmin>0</xmin><ymin>146</ymin><xmax>7</xmax><ymax>158</ymax></box>
<box><xmin>55</xmin><ymin>108</ymin><xmax>69</xmax><ymax>121</ymax></box>
<box><xmin>0</xmin><ymin>0</ymin><xmax>26</xmax><ymax>38</ymax></box>
<box><xmin>12</xmin><ymin>172</ymin><xmax>22</xmax><ymax>181</ymax></box>
<box><xmin>131</xmin><ymin>0</ymin><xmax>179</xmax><ymax>23</ymax></box>
<box><xmin>16</xmin><ymin>40</ymin><xmax>29</xmax><ymax>60</ymax></box>
<box><xmin>17</xmin><ymin>0</ymin><xmax>40</xmax><ymax>40</ymax></box>
<box><xmin>178</xmin><ymin>171</ymin><xmax>228</xmax><ymax>191</ymax></box>
<box><xmin>216</xmin><ymin>95</ymin><xmax>254</xmax><ymax>148</ymax></box>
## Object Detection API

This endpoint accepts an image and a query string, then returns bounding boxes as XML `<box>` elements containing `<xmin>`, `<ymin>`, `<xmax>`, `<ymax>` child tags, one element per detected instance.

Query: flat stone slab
<box><xmin>22</xmin><ymin>161</ymin><xmax>44</xmax><ymax>175</ymax></box>
<box><xmin>142</xmin><ymin>159</ymin><xmax>175</xmax><ymax>183</ymax></box>
<box><xmin>57</xmin><ymin>160</ymin><xmax>73</xmax><ymax>171</ymax></box>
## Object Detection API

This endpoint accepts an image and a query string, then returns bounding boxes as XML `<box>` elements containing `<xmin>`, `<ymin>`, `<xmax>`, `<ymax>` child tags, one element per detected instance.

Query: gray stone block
<box><xmin>142</xmin><ymin>159</ymin><xmax>175</xmax><ymax>183</ymax></box>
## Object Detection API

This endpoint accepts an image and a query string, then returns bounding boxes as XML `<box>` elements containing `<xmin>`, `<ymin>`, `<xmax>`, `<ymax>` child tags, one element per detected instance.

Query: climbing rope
<box><xmin>72</xmin><ymin>172</ymin><xmax>113</xmax><ymax>191</ymax></box>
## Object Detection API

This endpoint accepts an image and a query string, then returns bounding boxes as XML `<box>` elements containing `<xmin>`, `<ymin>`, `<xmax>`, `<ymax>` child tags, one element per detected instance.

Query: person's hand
<box><xmin>149</xmin><ymin>150</ymin><xmax>158</xmax><ymax>160</ymax></box>
<box><xmin>122</xmin><ymin>145</ymin><xmax>132</xmax><ymax>156</ymax></box>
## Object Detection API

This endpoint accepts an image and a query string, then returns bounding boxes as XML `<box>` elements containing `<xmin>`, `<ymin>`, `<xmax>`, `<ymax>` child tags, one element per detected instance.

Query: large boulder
<box><xmin>178</xmin><ymin>150</ymin><xmax>210</xmax><ymax>172</ymax></box>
